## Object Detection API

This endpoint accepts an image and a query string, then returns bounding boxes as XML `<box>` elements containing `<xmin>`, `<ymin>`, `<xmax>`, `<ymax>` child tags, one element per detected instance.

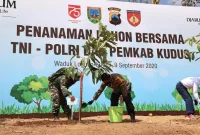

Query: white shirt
<box><xmin>181</xmin><ymin>77</ymin><xmax>200</xmax><ymax>103</ymax></box>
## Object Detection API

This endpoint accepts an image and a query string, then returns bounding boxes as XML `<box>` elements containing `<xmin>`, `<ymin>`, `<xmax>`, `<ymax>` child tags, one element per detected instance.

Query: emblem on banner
<box><xmin>108</xmin><ymin>7</ymin><xmax>121</xmax><ymax>26</ymax></box>
<box><xmin>68</xmin><ymin>5</ymin><xmax>81</xmax><ymax>19</ymax></box>
<box><xmin>87</xmin><ymin>7</ymin><xmax>101</xmax><ymax>24</ymax></box>
<box><xmin>127</xmin><ymin>10</ymin><xmax>141</xmax><ymax>27</ymax></box>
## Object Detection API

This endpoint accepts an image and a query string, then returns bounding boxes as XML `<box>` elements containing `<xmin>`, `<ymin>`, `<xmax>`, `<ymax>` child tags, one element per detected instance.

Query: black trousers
<box><xmin>176</xmin><ymin>81</ymin><xmax>195</xmax><ymax>115</ymax></box>
<box><xmin>110</xmin><ymin>91</ymin><xmax>135</xmax><ymax>115</ymax></box>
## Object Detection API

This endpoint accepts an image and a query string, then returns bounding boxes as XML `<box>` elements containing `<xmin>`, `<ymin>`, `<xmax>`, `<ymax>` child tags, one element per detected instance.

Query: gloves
<box><xmin>88</xmin><ymin>100</ymin><xmax>94</xmax><ymax>105</ymax></box>
<box><xmin>194</xmin><ymin>100</ymin><xmax>198</xmax><ymax>106</ymax></box>
<box><xmin>69</xmin><ymin>95</ymin><xmax>75</xmax><ymax>102</ymax></box>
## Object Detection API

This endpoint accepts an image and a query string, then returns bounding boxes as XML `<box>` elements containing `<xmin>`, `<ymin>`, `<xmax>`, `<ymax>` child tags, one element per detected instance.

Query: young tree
<box><xmin>66</xmin><ymin>22</ymin><xmax>117</xmax><ymax>121</ymax></box>
<box><xmin>10</xmin><ymin>75</ymin><xmax>50</xmax><ymax>110</ymax></box>
<box><xmin>184</xmin><ymin>33</ymin><xmax>200</xmax><ymax>62</ymax></box>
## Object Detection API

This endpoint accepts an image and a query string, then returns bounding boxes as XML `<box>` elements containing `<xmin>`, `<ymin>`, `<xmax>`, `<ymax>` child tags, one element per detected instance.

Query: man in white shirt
<box><xmin>176</xmin><ymin>77</ymin><xmax>200</xmax><ymax>119</ymax></box>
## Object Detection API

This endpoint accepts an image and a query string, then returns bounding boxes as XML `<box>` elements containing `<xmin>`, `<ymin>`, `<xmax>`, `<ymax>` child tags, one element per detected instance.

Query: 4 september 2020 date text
<box><xmin>114</xmin><ymin>62</ymin><xmax>158</xmax><ymax>69</ymax></box>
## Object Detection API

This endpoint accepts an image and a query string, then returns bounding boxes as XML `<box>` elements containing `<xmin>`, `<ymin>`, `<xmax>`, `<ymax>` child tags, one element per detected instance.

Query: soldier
<box><xmin>88</xmin><ymin>73</ymin><xmax>136</xmax><ymax>122</ymax></box>
<box><xmin>48</xmin><ymin>68</ymin><xmax>80</xmax><ymax>120</ymax></box>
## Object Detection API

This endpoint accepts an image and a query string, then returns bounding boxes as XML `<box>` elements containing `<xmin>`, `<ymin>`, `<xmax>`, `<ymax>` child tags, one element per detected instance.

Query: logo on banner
<box><xmin>186</xmin><ymin>18</ymin><xmax>200</xmax><ymax>25</ymax></box>
<box><xmin>68</xmin><ymin>5</ymin><xmax>81</xmax><ymax>19</ymax></box>
<box><xmin>0</xmin><ymin>0</ymin><xmax>16</xmax><ymax>16</ymax></box>
<box><xmin>108</xmin><ymin>7</ymin><xmax>121</xmax><ymax>26</ymax></box>
<box><xmin>87</xmin><ymin>7</ymin><xmax>101</xmax><ymax>24</ymax></box>
<box><xmin>127</xmin><ymin>10</ymin><xmax>141</xmax><ymax>27</ymax></box>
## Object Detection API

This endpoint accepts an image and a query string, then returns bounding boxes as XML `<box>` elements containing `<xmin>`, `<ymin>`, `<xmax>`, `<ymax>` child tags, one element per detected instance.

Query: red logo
<box><xmin>68</xmin><ymin>5</ymin><xmax>81</xmax><ymax>19</ymax></box>
<box><xmin>127</xmin><ymin>10</ymin><xmax>141</xmax><ymax>27</ymax></box>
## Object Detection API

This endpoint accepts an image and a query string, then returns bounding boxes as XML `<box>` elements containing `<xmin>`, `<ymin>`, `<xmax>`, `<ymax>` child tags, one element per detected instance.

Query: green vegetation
<box><xmin>172</xmin><ymin>88</ymin><xmax>200</xmax><ymax>103</ymax></box>
<box><xmin>185</xmin><ymin>33</ymin><xmax>200</xmax><ymax>62</ymax></box>
<box><xmin>66</xmin><ymin>22</ymin><xmax>117</xmax><ymax>120</ymax></box>
<box><xmin>2</xmin><ymin>101</ymin><xmax>199</xmax><ymax>114</ymax></box>
<box><xmin>10</xmin><ymin>75</ymin><xmax>51</xmax><ymax>110</ymax></box>
<box><xmin>68</xmin><ymin>22</ymin><xmax>117</xmax><ymax>84</ymax></box>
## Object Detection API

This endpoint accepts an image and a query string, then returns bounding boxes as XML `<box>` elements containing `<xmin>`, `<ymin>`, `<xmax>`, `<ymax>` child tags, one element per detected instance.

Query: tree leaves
<box><xmin>80</xmin><ymin>59</ymin><xmax>86</xmax><ymax>68</ymax></box>
<box><xmin>39</xmin><ymin>76</ymin><xmax>49</xmax><ymax>88</ymax></box>
<box><xmin>41</xmin><ymin>91</ymin><xmax>51</xmax><ymax>100</ymax></box>
<box><xmin>185</xmin><ymin>33</ymin><xmax>200</xmax><ymax>62</ymax></box>
<box><xmin>28</xmin><ymin>81</ymin><xmax>43</xmax><ymax>91</ymax></box>
<box><xmin>68</xmin><ymin>22</ymin><xmax>118</xmax><ymax>84</ymax></box>
<box><xmin>21</xmin><ymin>91</ymin><xmax>33</xmax><ymax>103</ymax></box>
<box><xmin>65</xmin><ymin>66</ymin><xmax>80</xmax><ymax>81</ymax></box>
<box><xmin>197</xmin><ymin>44</ymin><xmax>200</xmax><ymax>52</ymax></box>
<box><xmin>10</xmin><ymin>75</ymin><xmax>50</xmax><ymax>106</ymax></box>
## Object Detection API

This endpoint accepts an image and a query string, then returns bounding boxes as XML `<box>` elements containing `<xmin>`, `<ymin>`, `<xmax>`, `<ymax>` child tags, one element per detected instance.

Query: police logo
<box><xmin>108</xmin><ymin>7</ymin><xmax>121</xmax><ymax>26</ymax></box>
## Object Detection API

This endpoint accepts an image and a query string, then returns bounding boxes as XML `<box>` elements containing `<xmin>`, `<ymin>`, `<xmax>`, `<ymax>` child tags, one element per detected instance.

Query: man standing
<box><xmin>88</xmin><ymin>73</ymin><xmax>136</xmax><ymax>122</ymax></box>
<box><xmin>48</xmin><ymin>68</ymin><xmax>80</xmax><ymax>120</ymax></box>
<box><xmin>176</xmin><ymin>77</ymin><xmax>200</xmax><ymax>119</ymax></box>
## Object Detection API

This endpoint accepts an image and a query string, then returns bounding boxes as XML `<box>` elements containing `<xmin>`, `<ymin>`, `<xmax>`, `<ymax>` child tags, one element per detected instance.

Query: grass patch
<box><xmin>0</xmin><ymin>101</ymin><xmax>198</xmax><ymax>114</ymax></box>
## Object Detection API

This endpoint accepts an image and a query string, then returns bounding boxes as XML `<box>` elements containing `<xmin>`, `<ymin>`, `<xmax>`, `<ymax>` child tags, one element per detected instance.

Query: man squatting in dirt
<box><xmin>176</xmin><ymin>77</ymin><xmax>200</xmax><ymax>120</ymax></box>
<box><xmin>88</xmin><ymin>73</ymin><xmax>136</xmax><ymax>122</ymax></box>
<box><xmin>48</xmin><ymin>68</ymin><xmax>80</xmax><ymax>120</ymax></box>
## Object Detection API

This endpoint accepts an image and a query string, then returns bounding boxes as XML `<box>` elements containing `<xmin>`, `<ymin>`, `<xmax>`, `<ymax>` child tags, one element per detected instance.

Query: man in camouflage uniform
<box><xmin>88</xmin><ymin>73</ymin><xmax>136</xmax><ymax>122</ymax></box>
<box><xmin>48</xmin><ymin>68</ymin><xmax>80</xmax><ymax>120</ymax></box>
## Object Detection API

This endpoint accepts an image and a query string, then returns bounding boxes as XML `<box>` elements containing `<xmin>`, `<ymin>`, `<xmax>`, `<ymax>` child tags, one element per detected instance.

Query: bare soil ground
<box><xmin>0</xmin><ymin>115</ymin><xmax>200</xmax><ymax>135</ymax></box>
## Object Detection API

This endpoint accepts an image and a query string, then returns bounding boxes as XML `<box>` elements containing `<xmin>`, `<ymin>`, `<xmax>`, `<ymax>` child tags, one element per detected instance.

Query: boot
<box><xmin>65</xmin><ymin>110</ymin><xmax>79</xmax><ymax>120</ymax></box>
<box><xmin>130</xmin><ymin>112</ymin><xmax>136</xmax><ymax>122</ymax></box>
<box><xmin>53</xmin><ymin>112</ymin><xmax>59</xmax><ymax>120</ymax></box>
<box><xmin>65</xmin><ymin>109</ymin><xmax>72</xmax><ymax>120</ymax></box>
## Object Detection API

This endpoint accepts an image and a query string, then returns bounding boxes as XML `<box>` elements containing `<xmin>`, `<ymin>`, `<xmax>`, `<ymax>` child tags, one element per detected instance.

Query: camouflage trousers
<box><xmin>49</xmin><ymin>84</ymin><xmax>71</xmax><ymax>115</ymax></box>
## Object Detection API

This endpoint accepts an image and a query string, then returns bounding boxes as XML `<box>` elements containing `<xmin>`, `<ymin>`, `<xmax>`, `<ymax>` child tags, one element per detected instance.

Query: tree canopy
<box><xmin>10</xmin><ymin>75</ymin><xmax>50</xmax><ymax>110</ymax></box>
<box><xmin>185</xmin><ymin>33</ymin><xmax>200</xmax><ymax>62</ymax></box>
<box><xmin>67</xmin><ymin>22</ymin><xmax>117</xmax><ymax>83</ymax></box>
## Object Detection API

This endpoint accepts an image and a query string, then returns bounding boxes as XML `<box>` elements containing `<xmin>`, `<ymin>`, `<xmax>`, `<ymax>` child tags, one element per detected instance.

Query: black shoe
<box><xmin>65</xmin><ymin>109</ymin><xmax>72</xmax><ymax>120</ymax></box>
<box><xmin>72</xmin><ymin>115</ymin><xmax>79</xmax><ymax>120</ymax></box>
<box><xmin>53</xmin><ymin>113</ymin><xmax>59</xmax><ymax>120</ymax></box>
<box><xmin>54</xmin><ymin>116</ymin><xmax>59</xmax><ymax>120</ymax></box>
<box><xmin>130</xmin><ymin>113</ymin><xmax>136</xmax><ymax>122</ymax></box>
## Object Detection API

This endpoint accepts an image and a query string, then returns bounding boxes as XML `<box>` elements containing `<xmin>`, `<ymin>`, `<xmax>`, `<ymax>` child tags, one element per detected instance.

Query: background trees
<box><xmin>10</xmin><ymin>75</ymin><xmax>50</xmax><ymax>111</ymax></box>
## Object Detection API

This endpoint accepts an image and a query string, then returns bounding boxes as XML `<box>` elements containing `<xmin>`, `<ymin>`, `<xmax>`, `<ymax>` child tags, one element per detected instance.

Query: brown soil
<box><xmin>0</xmin><ymin>115</ymin><xmax>200</xmax><ymax>135</ymax></box>
<box><xmin>1</xmin><ymin>111</ymin><xmax>198</xmax><ymax>119</ymax></box>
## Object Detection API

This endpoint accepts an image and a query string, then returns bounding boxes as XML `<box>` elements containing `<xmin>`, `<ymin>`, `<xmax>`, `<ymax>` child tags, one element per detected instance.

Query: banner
<box><xmin>110</xmin><ymin>0</ymin><xmax>200</xmax><ymax>7</ymax></box>
<box><xmin>0</xmin><ymin>0</ymin><xmax>200</xmax><ymax>114</ymax></box>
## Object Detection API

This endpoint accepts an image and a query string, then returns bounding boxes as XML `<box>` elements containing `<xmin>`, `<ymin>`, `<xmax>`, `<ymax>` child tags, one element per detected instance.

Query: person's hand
<box><xmin>88</xmin><ymin>100</ymin><xmax>94</xmax><ymax>105</ymax></box>
<box><xmin>70</xmin><ymin>95</ymin><xmax>75</xmax><ymax>102</ymax></box>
